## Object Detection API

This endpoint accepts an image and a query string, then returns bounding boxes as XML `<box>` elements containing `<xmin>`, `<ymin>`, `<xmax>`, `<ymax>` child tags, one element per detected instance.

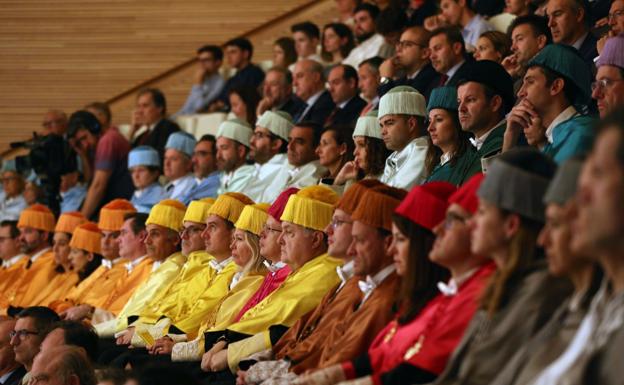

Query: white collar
<box><xmin>167</xmin><ymin>173</ymin><xmax>193</xmax><ymax>187</ymax></box>
<box><xmin>263</xmin><ymin>260</ymin><xmax>287</xmax><ymax>274</ymax></box>
<box><xmin>338</xmin><ymin>97</ymin><xmax>352</xmax><ymax>109</ymax></box>
<box><xmin>446</xmin><ymin>60</ymin><xmax>465</xmax><ymax>79</ymax></box>
<box><xmin>2</xmin><ymin>253</ymin><xmax>26</xmax><ymax>269</ymax></box>
<box><xmin>30</xmin><ymin>247</ymin><xmax>51</xmax><ymax>263</ymax></box>
<box><xmin>305</xmin><ymin>90</ymin><xmax>324</xmax><ymax>106</ymax></box>
<box><xmin>545</xmin><ymin>105</ymin><xmax>579</xmax><ymax>143</ymax></box>
<box><xmin>209</xmin><ymin>257</ymin><xmax>233</xmax><ymax>273</ymax></box>
<box><xmin>336</xmin><ymin>260</ymin><xmax>355</xmax><ymax>284</ymax></box>
<box><xmin>572</xmin><ymin>32</ymin><xmax>589</xmax><ymax>50</ymax></box>
<box><xmin>440</xmin><ymin>152</ymin><xmax>452</xmax><ymax>165</ymax></box>
<box><xmin>469</xmin><ymin>119</ymin><xmax>505</xmax><ymax>150</ymax></box>
<box><xmin>407</xmin><ymin>67</ymin><xmax>423</xmax><ymax>80</ymax></box>
<box><xmin>437</xmin><ymin>267</ymin><xmax>478</xmax><ymax>296</ymax></box>
<box><xmin>358</xmin><ymin>264</ymin><xmax>396</xmax><ymax>303</ymax></box>
<box><xmin>124</xmin><ymin>255</ymin><xmax>148</xmax><ymax>273</ymax></box>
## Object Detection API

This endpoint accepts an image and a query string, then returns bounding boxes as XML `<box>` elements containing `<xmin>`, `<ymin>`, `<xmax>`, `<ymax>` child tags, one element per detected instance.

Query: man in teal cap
<box><xmin>503</xmin><ymin>44</ymin><xmax>595</xmax><ymax>164</ymax></box>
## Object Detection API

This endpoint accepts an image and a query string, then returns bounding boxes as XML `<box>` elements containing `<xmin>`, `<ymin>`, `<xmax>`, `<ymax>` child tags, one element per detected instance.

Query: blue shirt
<box><xmin>0</xmin><ymin>195</ymin><xmax>26</xmax><ymax>221</ymax></box>
<box><xmin>174</xmin><ymin>73</ymin><xmax>226</xmax><ymax>116</ymax></box>
<box><xmin>180</xmin><ymin>172</ymin><xmax>221</xmax><ymax>205</ymax></box>
<box><xmin>462</xmin><ymin>14</ymin><xmax>494</xmax><ymax>49</ymax></box>
<box><xmin>60</xmin><ymin>184</ymin><xmax>87</xmax><ymax>213</ymax></box>
<box><xmin>131</xmin><ymin>183</ymin><xmax>169</xmax><ymax>213</ymax></box>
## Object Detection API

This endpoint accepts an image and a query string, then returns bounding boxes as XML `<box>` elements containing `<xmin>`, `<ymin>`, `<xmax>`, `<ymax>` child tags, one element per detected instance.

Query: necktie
<box><xmin>324</xmin><ymin>106</ymin><xmax>340</xmax><ymax>126</ymax></box>
<box><xmin>439</xmin><ymin>74</ymin><xmax>449</xmax><ymax>86</ymax></box>
<box><xmin>293</xmin><ymin>103</ymin><xmax>309</xmax><ymax>123</ymax></box>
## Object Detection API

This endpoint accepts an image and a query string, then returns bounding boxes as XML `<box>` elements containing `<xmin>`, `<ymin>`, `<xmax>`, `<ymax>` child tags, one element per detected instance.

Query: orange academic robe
<box><xmin>4</xmin><ymin>249</ymin><xmax>57</xmax><ymax>307</ymax></box>
<box><xmin>99</xmin><ymin>257</ymin><xmax>154</xmax><ymax>315</ymax></box>
<box><xmin>0</xmin><ymin>255</ymin><xmax>30</xmax><ymax>295</ymax></box>
<box><xmin>29</xmin><ymin>268</ymin><xmax>79</xmax><ymax>306</ymax></box>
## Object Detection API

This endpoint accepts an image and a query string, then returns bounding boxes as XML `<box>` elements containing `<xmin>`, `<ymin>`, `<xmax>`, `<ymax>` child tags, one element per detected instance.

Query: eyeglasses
<box><xmin>9</xmin><ymin>329</ymin><xmax>39</xmax><ymax>340</ymax></box>
<box><xmin>252</xmin><ymin>131</ymin><xmax>273</xmax><ymax>140</ymax></box>
<box><xmin>179</xmin><ymin>225</ymin><xmax>206</xmax><ymax>238</ymax></box>
<box><xmin>262</xmin><ymin>224</ymin><xmax>282</xmax><ymax>234</ymax></box>
<box><xmin>396</xmin><ymin>40</ymin><xmax>426</xmax><ymax>50</ymax></box>
<box><xmin>608</xmin><ymin>10</ymin><xmax>624</xmax><ymax>21</ymax></box>
<box><xmin>331</xmin><ymin>218</ymin><xmax>353</xmax><ymax>229</ymax></box>
<box><xmin>591</xmin><ymin>78</ymin><xmax>624</xmax><ymax>91</ymax></box>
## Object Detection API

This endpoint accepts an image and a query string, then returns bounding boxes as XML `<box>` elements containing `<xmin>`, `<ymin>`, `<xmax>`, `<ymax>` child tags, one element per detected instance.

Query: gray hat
<box><xmin>478</xmin><ymin>156</ymin><xmax>552</xmax><ymax>222</ymax></box>
<box><xmin>544</xmin><ymin>158</ymin><xmax>583</xmax><ymax>206</ymax></box>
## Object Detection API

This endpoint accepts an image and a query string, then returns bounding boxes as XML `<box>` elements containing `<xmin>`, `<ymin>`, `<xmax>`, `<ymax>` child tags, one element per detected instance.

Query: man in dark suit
<box><xmin>0</xmin><ymin>319</ymin><xmax>25</xmax><ymax>385</ymax></box>
<box><xmin>325</xmin><ymin>64</ymin><xmax>367</xmax><ymax>129</ymax></box>
<box><xmin>429</xmin><ymin>26</ymin><xmax>473</xmax><ymax>87</ymax></box>
<box><xmin>546</xmin><ymin>0</ymin><xmax>598</xmax><ymax>65</ymax></box>
<box><xmin>256</xmin><ymin>66</ymin><xmax>305</xmax><ymax>119</ymax></box>
<box><xmin>378</xmin><ymin>25</ymin><xmax>440</xmax><ymax>100</ymax></box>
<box><xmin>130</xmin><ymin>88</ymin><xmax>180</xmax><ymax>161</ymax></box>
<box><xmin>292</xmin><ymin>59</ymin><xmax>335</xmax><ymax>125</ymax></box>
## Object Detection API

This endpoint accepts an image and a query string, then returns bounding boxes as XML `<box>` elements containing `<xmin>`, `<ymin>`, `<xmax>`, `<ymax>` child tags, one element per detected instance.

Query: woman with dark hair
<box><xmin>334</xmin><ymin>112</ymin><xmax>391</xmax><ymax>186</ymax></box>
<box><xmin>229</xmin><ymin>87</ymin><xmax>261</xmax><ymax>127</ymax></box>
<box><xmin>68</xmin><ymin>221</ymin><xmax>103</xmax><ymax>282</ymax></box>
<box><xmin>431</xmin><ymin>148</ymin><xmax>572</xmax><ymax>385</ymax></box>
<box><xmin>296</xmin><ymin>182</ymin><xmax>455</xmax><ymax>385</ymax></box>
<box><xmin>317</xmin><ymin>126</ymin><xmax>355</xmax><ymax>183</ymax></box>
<box><xmin>424</xmin><ymin>87</ymin><xmax>480</xmax><ymax>185</ymax></box>
<box><xmin>273</xmin><ymin>37</ymin><xmax>297</xmax><ymax>69</ymax></box>
<box><xmin>321</xmin><ymin>23</ymin><xmax>356</xmax><ymax>64</ymax></box>
<box><xmin>473</xmin><ymin>31</ymin><xmax>512</xmax><ymax>63</ymax></box>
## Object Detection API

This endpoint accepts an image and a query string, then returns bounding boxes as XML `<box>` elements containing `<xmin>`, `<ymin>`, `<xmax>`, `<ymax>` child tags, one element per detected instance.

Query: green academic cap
<box><xmin>427</xmin><ymin>86</ymin><xmax>459</xmax><ymax>113</ymax></box>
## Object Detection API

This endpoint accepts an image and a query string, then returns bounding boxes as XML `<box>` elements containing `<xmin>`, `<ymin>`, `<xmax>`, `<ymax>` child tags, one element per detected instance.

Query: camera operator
<box><xmin>67</xmin><ymin>110</ymin><xmax>133</xmax><ymax>220</ymax></box>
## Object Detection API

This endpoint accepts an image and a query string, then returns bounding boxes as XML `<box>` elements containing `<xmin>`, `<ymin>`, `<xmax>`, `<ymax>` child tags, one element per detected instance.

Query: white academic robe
<box><xmin>380</xmin><ymin>136</ymin><xmax>428</xmax><ymax>190</ymax></box>
<box><xmin>260</xmin><ymin>161</ymin><xmax>326</xmax><ymax>203</ymax></box>
<box><xmin>243</xmin><ymin>154</ymin><xmax>288</xmax><ymax>202</ymax></box>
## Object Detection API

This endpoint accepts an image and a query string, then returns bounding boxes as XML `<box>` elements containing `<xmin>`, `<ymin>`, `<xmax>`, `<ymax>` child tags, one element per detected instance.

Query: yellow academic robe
<box><xmin>7</xmin><ymin>249</ymin><xmax>57</xmax><ymax>307</ymax></box>
<box><xmin>29</xmin><ymin>268</ymin><xmax>79</xmax><ymax>307</ymax></box>
<box><xmin>99</xmin><ymin>257</ymin><xmax>154</xmax><ymax>315</ymax></box>
<box><xmin>171</xmin><ymin>272</ymin><xmax>266</xmax><ymax>361</ymax></box>
<box><xmin>0</xmin><ymin>255</ymin><xmax>29</xmax><ymax>294</ymax></box>
<box><xmin>135</xmin><ymin>251</ymin><xmax>214</xmax><ymax>324</ymax></box>
<box><xmin>226</xmin><ymin>253</ymin><xmax>343</xmax><ymax>372</ymax></box>
<box><xmin>94</xmin><ymin>252</ymin><xmax>186</xmax><ymax>336</ymax></box>
<box><xmin>59</xmin><ymin>258</ymin><xmax>129</xmax><ymax>309</ymax></box>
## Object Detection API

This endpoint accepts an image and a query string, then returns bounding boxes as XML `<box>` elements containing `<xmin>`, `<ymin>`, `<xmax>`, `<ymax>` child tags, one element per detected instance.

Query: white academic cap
<box><xmin>256</xmin><ymin>111</ymin><xmax>293</xmax><ymax>141</ymax></box>
<box><xmin>378</xmin><ymin>85</ymin><xmax>426</xmax><ymax>119</ymax></box>
<box><xmin>217</xmin><ymin>118</ymin><xmax>253</xmax><ymax>148</ymax></box>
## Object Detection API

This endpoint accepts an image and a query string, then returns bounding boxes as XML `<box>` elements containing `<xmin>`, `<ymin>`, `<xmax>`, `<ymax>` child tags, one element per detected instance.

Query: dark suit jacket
<box><xmin>277</xmin><ymin>95</ymin><xmax>306</xmax><ymax>119</ymax></box>
<box><xmin>327</xmin><ymin>95</ymin><xmax>367</xmax><ymax>128</ymax></box>
<box><xmin>132</xmin><ymin>118</ymin><xmax>181</xmax><ymax>161</ymax></box>
<box><xmin>295</xmin><ymin>90</ymin><xmax>336</xmax><ymax>125</ymax></box>
<box><xmin>2</xmin><ymin>366</ymin><xmax>26</xmax><ymax>385</ymax></box>
<box><xmin>378</xmin><ymin>63</ymin><xmax>440</xmax><ymax>100</ymax></box>
<box><xmin>218</xmin><ymin>63</ymin><xmax>265</xmax><ymax>105</ymax></box>
<box><xmin>446</xmin><ymin>60</ymin><xmax>474</xmax><ymax>87</ymax></box>
<box><xmin>577</xmin><ymin>33</ymin><xmax>598</xmax><ymax>67</ymax></box>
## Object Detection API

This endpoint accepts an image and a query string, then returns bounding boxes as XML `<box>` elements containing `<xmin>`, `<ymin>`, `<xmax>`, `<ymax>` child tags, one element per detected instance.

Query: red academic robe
<box><xmin>342</xmin><ymin>263</ymin><xmax>496</xmax><ymax>385</ymax></box>
<box><xmin>234</xmin><ymin>265</ymin><xmax>291</xmax><ymax>322</ymax></box>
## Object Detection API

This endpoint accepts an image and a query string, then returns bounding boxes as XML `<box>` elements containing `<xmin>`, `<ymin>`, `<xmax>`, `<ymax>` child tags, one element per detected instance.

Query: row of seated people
<box><xmin>4</xmin><ymin>105</ymin><xmax>624</xmax><ymax>385</ymax></box>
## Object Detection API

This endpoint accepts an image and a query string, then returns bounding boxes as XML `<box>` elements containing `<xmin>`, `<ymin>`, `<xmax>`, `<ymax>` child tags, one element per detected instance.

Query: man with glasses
<box><xmin>0</xmin><ymin>318</ymin><xmax>24</xmax><ymax>385</ymax></box>
<box><xmin>174</xmin><ymin>45</ymin><xmax>225</xmax><ymax>117</ymax></box>
<box><xmin>180</xmin><ymin>135</ymin><xmax>220</xmax><ymax>205</ymax></box>
<box><xmin>378</xmin><ymin>26</ymin><xmax>439</xmax><ymax>100</ymax></box>
<box><xmin>9</xmin><ymin>307</ymin><xmax>60</xmax><ymax>383</ymax></box>
<box><xmin>245</xmin><ymin>111</ymin><xmax>292</xmax><ymax>202</ymax></box>
<box><xmin>592</xmin><ymin>35</ymin><xmax>624</xmax><ymax>118</ymax></box>
<box><xmin>0</xmin><ymin>160</ymin><xmax>27</xmax><ymax>222</ymax></box>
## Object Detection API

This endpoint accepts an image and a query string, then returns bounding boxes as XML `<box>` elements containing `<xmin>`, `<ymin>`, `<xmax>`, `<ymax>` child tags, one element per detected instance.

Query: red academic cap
<box><xmin>268</xmin><ymin>187</ymin><xmax>300</xmax><ymax>221</ymax></box>
<box><xmin>449</xmin><ymin>173</ymin><xmax>484</xmax><ymax>215</ymax></box>
<box><xmin>395</xmin><ymin>182</ymin><xmax>457</xmax><ymax>231</ymax></box>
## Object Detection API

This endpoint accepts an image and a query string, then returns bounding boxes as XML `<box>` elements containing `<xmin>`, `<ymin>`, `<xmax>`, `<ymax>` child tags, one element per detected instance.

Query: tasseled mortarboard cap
<box><xmin>183</xmin><ymin>198</ymin><xmax>216</xmax><ymax>224</ymax></box>
<box><xmin>207</xmin><ymin>192</ymin><xmax>255</xmax><ymax>225</ymax></box>
<box><xmin>395</xmin><ymin>182</ymin><xmax>458</xmax><ymax>231</ymax></box>
<box><xmin>528</xmin><ymin>44</ymin><xmax>592</xmax><ymax>108</ymax></box>
<box><xmin>352</xmin><ymin>184</ymin><xmax>407</xmax><ymax>232</ymax></box>
<box><xmin>335</xmin><ymin>179</ymin><xmax>384</xmax><ymax>215</ymax></box>
<box><xmin>256</xmin><ymin>111</ymin><xmax>294</xmax><ymax>142</ymax></box>
<box><xmin>18</xmin><ymin>204</ymin><xmax>55</xmax><ymax>232</ymax></box>
<box><xmin>69</xmin><ymin>222</ymin><xmax>102</xmax><ymax>255</ymax></box>
<box><xmin>145</xmin><ymin>199</ymin><xmax>187</xmax><ymax>232</ymax></box>
<box><xmin>165</xmin><ymin>132</ymin><xmax>197</xmax><ymax>158</ymax></box>
<box><xmin>597</xmin><ymin>34</ymin><xmax>624</xmax><ymax>70</ymax></box>
<box><xmin>217</xmin><ymin>118</ymin><xmax>253</xmax><ymax>148</ymax></box>
<box><xmin>544</xmin><ymin>158</ymin><xmax>583</xmax><ymax>206</ymax></box>
<box><xmin>267</xmin><ymin>188</ymin><xmax>299</xmax><ymax>221</ymax></box>
<box><xmin>378</xmin><ymin>86</ymin><xmax>426</xmax><ymax>119</ymax></box>
<box><xmin>352</xmin><ymin>110</ymin><xmax>382</xmax><ymax>139</ymax></box>
<box><xmin>427</xmin><ymin>86</ymin><xmax>459</xmax><ymax>113</ymax></box>
<box><xmin>128</xmin><ymin>145</ymin><xmax>160</xmax><ymax>168</ymax></box>
<box><xmin>477</xmin><ymin>152</ymin><xmax>554</xmax><ymax>222</ymax></box>
<box><xmin>458</xmin><ymin>60</ymin><xmax>514</xmax><ymax>113</ymax></box>
<box><xmin>54</xmin><ymin>212</ymin><xmax>87</xmax><ymax>234</ymax></box>
<box><xmin>448</xmin><ymin>173</ymin><xmax>485</xmax><ymax>215</ymax></box>
<box><xmin>235</xmin><ymin>203</ymin><xmax>271</xmax><ymax>236</ymax></box>
<box><xmin>280</xmin><ymin>185</ymin><xmax>339</xmax><ymax>231</ymax></box>
<box><xmin>98</xmin><ymin>199</ymin><xmax>137</xmax><ymax>232</ymax></box>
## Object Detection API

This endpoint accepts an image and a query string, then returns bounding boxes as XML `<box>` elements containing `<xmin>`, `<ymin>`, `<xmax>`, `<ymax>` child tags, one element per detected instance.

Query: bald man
<box><xmin>30</xmin><ymin>346</ymin><xmax>96</xmax><ymax>385</ymax></box>
<box><xmin>292</xmin><ymin>59</ymin><xmax>336</xmax><ymax>124</ymax></box>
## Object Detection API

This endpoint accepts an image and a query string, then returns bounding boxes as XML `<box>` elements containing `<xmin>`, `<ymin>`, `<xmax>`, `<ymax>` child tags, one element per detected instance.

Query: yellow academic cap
<box><xmin>145</xmin><ymin>199</ymin><xmax>187</xmax><ymax>232</ymax></box>
<box><xmin>183</xmin><ymin>198</ymin><xmax>216</xmax><ymax>223</ymax></box>
<box><xmin>17</xmin><ymin>204</ymin><xmax>55</xmax><ymax>232</ymax></box>
<box><xmin>69</xmin><ymin>222</ymin><xmax>102</xmax><ymax>254</ymax></box>
<box><xmin>207</xmin><ymin>193</ymin><xmax>255</xmax><ymax>224</ymax></box>
<box><xmin>280</xmin><ymin>185</ymin><xmax>339</xmax><ymax>231</ymax></box>
<box><xmin>98</xmin><ymin>199</ymin><xmax>137</xmax><ymax>232</ymax></box>
<box><xmin>235</xmin><ymin>203</ymin><xmax>270</xmax><ymax>236</ymax></box>
<box><xmin>55</xmin><ymin>212</ymin><xmax>87</xmax><ymax>234</ymax></box>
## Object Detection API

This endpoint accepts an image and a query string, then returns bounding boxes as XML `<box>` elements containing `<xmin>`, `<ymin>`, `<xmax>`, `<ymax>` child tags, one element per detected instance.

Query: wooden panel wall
<box><xmin>0</xmin><ymin>0</ymin><xmax>336</xmax><ymax>154</ymax></box>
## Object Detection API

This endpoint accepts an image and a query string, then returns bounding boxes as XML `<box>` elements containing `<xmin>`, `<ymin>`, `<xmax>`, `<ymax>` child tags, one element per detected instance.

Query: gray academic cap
<box><xmin>543</xmin><ymin>158</ymin><xmax>583</xmax><ymax>206</ymax></box>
